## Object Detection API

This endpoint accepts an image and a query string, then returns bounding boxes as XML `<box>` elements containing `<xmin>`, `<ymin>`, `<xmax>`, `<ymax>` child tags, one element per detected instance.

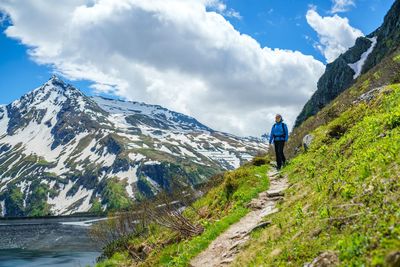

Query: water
<box><xmin>0</xmin><ymin>250</ymin><xmax>99</xmax><ymax>267</ymax></box>
<box><xmin>0</xmin><ymin>217</ymin><xmax>105</xmax><ymax>267</ymax></box>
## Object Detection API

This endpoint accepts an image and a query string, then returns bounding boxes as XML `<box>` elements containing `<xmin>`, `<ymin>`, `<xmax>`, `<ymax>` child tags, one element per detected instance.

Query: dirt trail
<box><xmin>190</xmin><ymin>170</ymin><xmax>288</xmax><ymax>267</ymax></box>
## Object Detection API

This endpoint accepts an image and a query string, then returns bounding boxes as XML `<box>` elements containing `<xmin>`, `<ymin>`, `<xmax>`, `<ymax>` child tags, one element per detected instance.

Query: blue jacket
<box><xmin>269</xmin><ymin>122</ymin><xmax>288</xmax><ymax>144</ymax></box>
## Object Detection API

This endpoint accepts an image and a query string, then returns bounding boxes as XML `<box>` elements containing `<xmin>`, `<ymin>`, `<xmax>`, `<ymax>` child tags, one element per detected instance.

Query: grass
<box><xmin>156</xmin><ymin>207</ymin><xmax>249</xmax><ymax>266</ymax></box>
<box><xmin>96</xmin><ymin>158</ymin><xmax>271</xmax><ymax>266</ymax></box>
<box><xmin>101</xmin><ymin>178</ymin><xmax>133</xmax><ymax>211</ymax></box>
<box><xmin>232</xmin><ymin>84</ymin><xmax>400</xmax><ymax>266</ymax></box>
<box><xmin>394</xmin><ymin>54</ymin><xmax>400</xmax><ymax>63</ymax></box>
<box><xmin>287</xmin><ymin>48</ymin><xmax>400</xmax><ymax>159</ymax></box>
<box><xmin>96</xmin><ymin>252</ymin><xmax>132</xmax><ymax>267</ymax></box>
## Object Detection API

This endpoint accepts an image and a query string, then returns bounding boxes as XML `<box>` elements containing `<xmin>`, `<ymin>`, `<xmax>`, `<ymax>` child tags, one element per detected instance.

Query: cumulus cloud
<box><xmin>331</xmin><ymin>0</ymin><xmax>356</xmax><ymax>13</ymax></box>
<box><xmin>306</xmin><ymin>8</ymin><xmax>363</xmax><ymax>63</ymax></box>
<box><xmin>0</xmin><ymin>0</ymin><xmax>325</xmax><ymax>136</ymax></box>
<box><xmin>207</xmin><ymin>0</ymin><xmax>242</xmax><ymax>19</ymax></box>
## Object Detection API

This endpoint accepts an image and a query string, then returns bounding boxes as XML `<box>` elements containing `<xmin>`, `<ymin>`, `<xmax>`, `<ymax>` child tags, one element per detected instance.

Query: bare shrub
<box><xmin>89</xmin><ymin>210</ymin><xmax>148</xmax><ymax>248</ymax></box>
<box><xmin>140</xmin><ymin>185</ymin><xmax>204</xmax><ymax>238</ymax></box>
<box><xmin>90</xmin><ymin>182</ymin><xmax>205</xmax><ymax>263</ymax></box>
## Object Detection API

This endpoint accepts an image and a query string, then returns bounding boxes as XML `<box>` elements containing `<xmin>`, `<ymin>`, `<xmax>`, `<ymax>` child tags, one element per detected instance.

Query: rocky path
<box><xmin>190</xmin><ymin>170</ymin><xmax>288</xmax><ymax>267</ymax></box>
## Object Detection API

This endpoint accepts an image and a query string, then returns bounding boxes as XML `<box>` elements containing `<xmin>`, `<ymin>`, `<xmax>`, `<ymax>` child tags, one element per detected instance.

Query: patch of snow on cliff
<box><xmin>0</xmin><ymin>106</ymin><xmax>9</xmax><ymax>136</ymax></box>
<box><xmin>348</xmin><ymin>37</ymin><xmax>378</xmax><ymax>79</ymax></box>
<box><xmin>48</xmin><ymin>181</ymin><xmax>93</xmax><ymax>215</ymax></box>
<box><xmin>0</xmin><ymin>200</ymin><xmax>5</xmax><ymax>217</ymax></box>
<box><xmin>117</xmin><ymin>166</ymin><xmax>138</xmax><ymax>199</ymax></box>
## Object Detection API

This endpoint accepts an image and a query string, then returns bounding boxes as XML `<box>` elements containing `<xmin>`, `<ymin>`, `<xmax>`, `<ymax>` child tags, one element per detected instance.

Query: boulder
<box><xmin>386</xmin><ymin>251</ymin><xmax>400</xmax><ymax>267</ymax></box>
<box><xmin>304</xmin><ymin>251</ymin><xmax>339</xmax><ymax>267</ymax></box>
<box><xmin>303</xmin><ymin>134</ymin><xmax>314</xmax><ymax>151</ymax></box>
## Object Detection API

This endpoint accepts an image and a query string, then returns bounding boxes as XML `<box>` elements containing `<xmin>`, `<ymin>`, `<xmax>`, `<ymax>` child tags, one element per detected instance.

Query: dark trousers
<box><xmin>274</xmin><ymin>141</ymin><xmax>286</xmax><ymax>170</ymax></box>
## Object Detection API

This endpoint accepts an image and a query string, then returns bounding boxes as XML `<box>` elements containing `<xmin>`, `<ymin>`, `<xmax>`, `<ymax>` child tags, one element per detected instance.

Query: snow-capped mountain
<box><xmin>0</xmin><ymin>76</ymin><xmax>268</xmax><ymax>217</ymax></box>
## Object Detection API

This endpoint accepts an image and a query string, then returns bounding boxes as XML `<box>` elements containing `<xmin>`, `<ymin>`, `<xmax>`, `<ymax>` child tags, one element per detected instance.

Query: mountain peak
<box><xmin>50</xmin><ymin>74</ymin><xmax>61</xmax><ymax>81</ymax></box>
<box><xmin>43</xmin><ymin>75</ymin><xmax>71</xmax><ymax>91</ymax></box>
<box><xmin>23</xmin><ymin>75</ymin><xmax>85</xmax><ymax>103</ymax></box>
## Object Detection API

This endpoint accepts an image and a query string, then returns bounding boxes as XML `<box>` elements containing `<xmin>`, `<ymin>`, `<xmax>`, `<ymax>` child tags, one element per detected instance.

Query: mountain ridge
<box><xmin>0</xmin><ymin>76</ymin><xmax>267</xmax><ymax>217</ymax></box>
<box><xmin>295</xmin><ymin>0</ymin><xmax>400</xmax><ymax>127</ymax></box>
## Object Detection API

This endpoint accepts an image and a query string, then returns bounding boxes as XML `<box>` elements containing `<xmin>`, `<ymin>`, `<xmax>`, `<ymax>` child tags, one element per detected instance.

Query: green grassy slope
<box><xmin>287</xmin><ymin>48</ymin><xmax>400</xmax><ymax>158</ymax></box>
<box><xmin>233</xmin><ymin>84</ymin><xmax>400</xmax><ymax>266</ymax></box>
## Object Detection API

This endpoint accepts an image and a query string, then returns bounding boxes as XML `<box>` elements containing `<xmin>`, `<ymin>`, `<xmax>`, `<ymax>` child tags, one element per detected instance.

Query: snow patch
<box><xmin>0</xmin><ymin>120</ymin><xmax>63</xmax><ymax>161</ymax></box>
<box><xmin>197</xmin><ymin>149</ymin><xmax>241</xmax><ymax>169</ymax></box>
<box><xmin>144</xmin><ymin>160</ymin><xmax>161</xmax><ymax>165</ymax></box>
<box><xmin>0</xmin><ymin>106</ymin><xmax>9</xmax><ymax>137</ymax></box>
<box><xmin>0</xmin><ymin>200</ymin><xmax>5</xmax><ymax>217</ymax></box>
<box><xmin>116</xmin><ymin>166</ymin><xmax>139</xmax><ymax>199</ymax></box>
<box><xmin>48</xmin><ymin>181</ymin><xmax>93</xmax><ymax>215</ymax></box>
<box><xmin>145</xmin><ymin>176</ymin><xmax>161</xmax><ymax>192</ymax></box>
<box><xmin>108</xmin><ymin>113</ymin><xmax>131</xmax><ymax>130</ymax></box>
<box><xmin>348</xmin><ymin>37</ymin><xmax>378</xmax><ymax>79</ymax></box>
<box><xmin>46</xmin><ymin>132</ymin><xmax>90</xmax><ymax>175</ymax></box>
<box><xmin>179</xmin><ymin>146</ymin><xmax>199</xmax><ymax>159</ymax></box>
<box><xmin>17</xmin><ymin>180</ymin><xmax>32</xmax><ymax>208</ymax></box>
<box><xmin>114</xmin><ymin>166</ymin><xmax>138</xmax><ymax>182</ymax></box>
<box><xmin>158</xmin><ymin>145</ymin><xmax>181</xmax><ymax>157</ymax></box>
<box><xmin>128</xmin><ymin>153</ymin><xmax>146</xmax><ymax>162</ymax></box>
<box><xmin>0</xmin><ymin>155</ymin><xmax>22</xmax><ymax>176</ymax></box>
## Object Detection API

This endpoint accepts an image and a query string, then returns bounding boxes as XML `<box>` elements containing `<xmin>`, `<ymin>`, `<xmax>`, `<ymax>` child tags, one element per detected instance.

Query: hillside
<box><xmin>0</xmin><ymin>77</ymin><xmax>267</xmax><ymax>217</ymax></box>
<box><xmin>295</xmin><ymin>0</ymin><xmax>400</xmax><ymax>127</ymax></box>
<box><xmin>232</xmin><ymin>87</ymin><xmax>400</xmax><ymax>266</ymax></box>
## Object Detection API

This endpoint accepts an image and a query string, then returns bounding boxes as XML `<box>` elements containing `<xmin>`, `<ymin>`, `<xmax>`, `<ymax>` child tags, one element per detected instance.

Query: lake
<box><xmin>0</xmin><ymin>216</ymin><xmax>105</xmax><ymax>267</ymax></box>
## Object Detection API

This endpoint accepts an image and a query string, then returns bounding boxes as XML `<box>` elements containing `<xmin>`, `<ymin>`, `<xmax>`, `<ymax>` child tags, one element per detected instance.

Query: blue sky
<box><xmin>225</xmin><ymin>0</ymin><xmax>393</xmax><ymax>57</ymax></box>
<box><xmin>0</xmin><ymin>0</ymin><xmax>396</xmax><ymax>135</ymax></box>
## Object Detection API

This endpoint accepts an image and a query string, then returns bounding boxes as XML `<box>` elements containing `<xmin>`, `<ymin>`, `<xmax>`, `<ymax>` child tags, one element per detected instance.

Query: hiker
<box><xmin>269</xmin><ymin>114</ymin><xmax>288</xmax><ymax>170</ymax></box>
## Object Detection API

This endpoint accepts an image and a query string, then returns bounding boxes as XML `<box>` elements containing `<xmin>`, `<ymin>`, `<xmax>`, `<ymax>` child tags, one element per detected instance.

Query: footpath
<box><xmin>190</xmin><ymin>169</ymin><xmax>288</xmax><ymax>266</ymax></box>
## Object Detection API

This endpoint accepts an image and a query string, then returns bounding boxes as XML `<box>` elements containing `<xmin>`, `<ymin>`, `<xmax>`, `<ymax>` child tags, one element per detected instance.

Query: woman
<box><xmin>269</xmin><ymin>114</ymin><xmax>288</xmax><ymax>170</ymax></box>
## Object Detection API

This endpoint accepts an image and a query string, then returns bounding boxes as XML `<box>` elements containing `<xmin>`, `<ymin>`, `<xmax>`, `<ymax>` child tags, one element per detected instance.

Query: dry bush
<box><xmin>89</xmin><ymin>210</ymin><xmax>148</xmax><ymax>248</ymax></box>
<box><xmin>140</xmin><ymin>185</ymin><xmax>204</xmax><ymax>238</ymax></box>
<box><xmin>90</xmin><ymin>182</ymin><xmax>204</xmax><ymax>260</ymax></box>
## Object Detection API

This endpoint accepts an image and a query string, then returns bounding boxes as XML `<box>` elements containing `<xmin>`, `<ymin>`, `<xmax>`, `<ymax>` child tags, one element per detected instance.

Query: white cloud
<box><xmin>331</xmin><ymin>0</ymin><xmax>356</xmax><ymax>13</ymax></box>
<box><xmin>0</xmin><ymin>0</ymin><xmax>325</xmax><ymax>136</ymax></box>
<box><xmin>224</xmin><ymin>9</ymin><xmax>242</xmax><ymax>19</ymax></box>
<box><xmin>207</xmin><ymin>0</ymin><xmax>242</xmax><ymax>19</ymax></box>
<box><xmin>306</xmin><ymin>8</ymin><xmax>363</xmax><ymax>63</ymax></box>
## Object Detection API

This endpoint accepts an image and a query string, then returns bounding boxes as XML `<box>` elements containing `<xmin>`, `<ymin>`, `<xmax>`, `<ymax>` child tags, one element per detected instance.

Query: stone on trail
<box><xmin>266</xmin><ymin>190</ymin><xmax>285</xmax><ymax>198</ymax></box>
<box><xmin>249</xmin><ymin>221</ymin><xmax>272</xmax><ymax>233</ymax></box>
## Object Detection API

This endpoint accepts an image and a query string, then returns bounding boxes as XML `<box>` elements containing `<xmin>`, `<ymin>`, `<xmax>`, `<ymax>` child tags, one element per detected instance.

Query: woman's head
<box><xmin>275</xmin><ymin>114</ymin><xmax>282</xmax><ymax>123</ymax></box>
